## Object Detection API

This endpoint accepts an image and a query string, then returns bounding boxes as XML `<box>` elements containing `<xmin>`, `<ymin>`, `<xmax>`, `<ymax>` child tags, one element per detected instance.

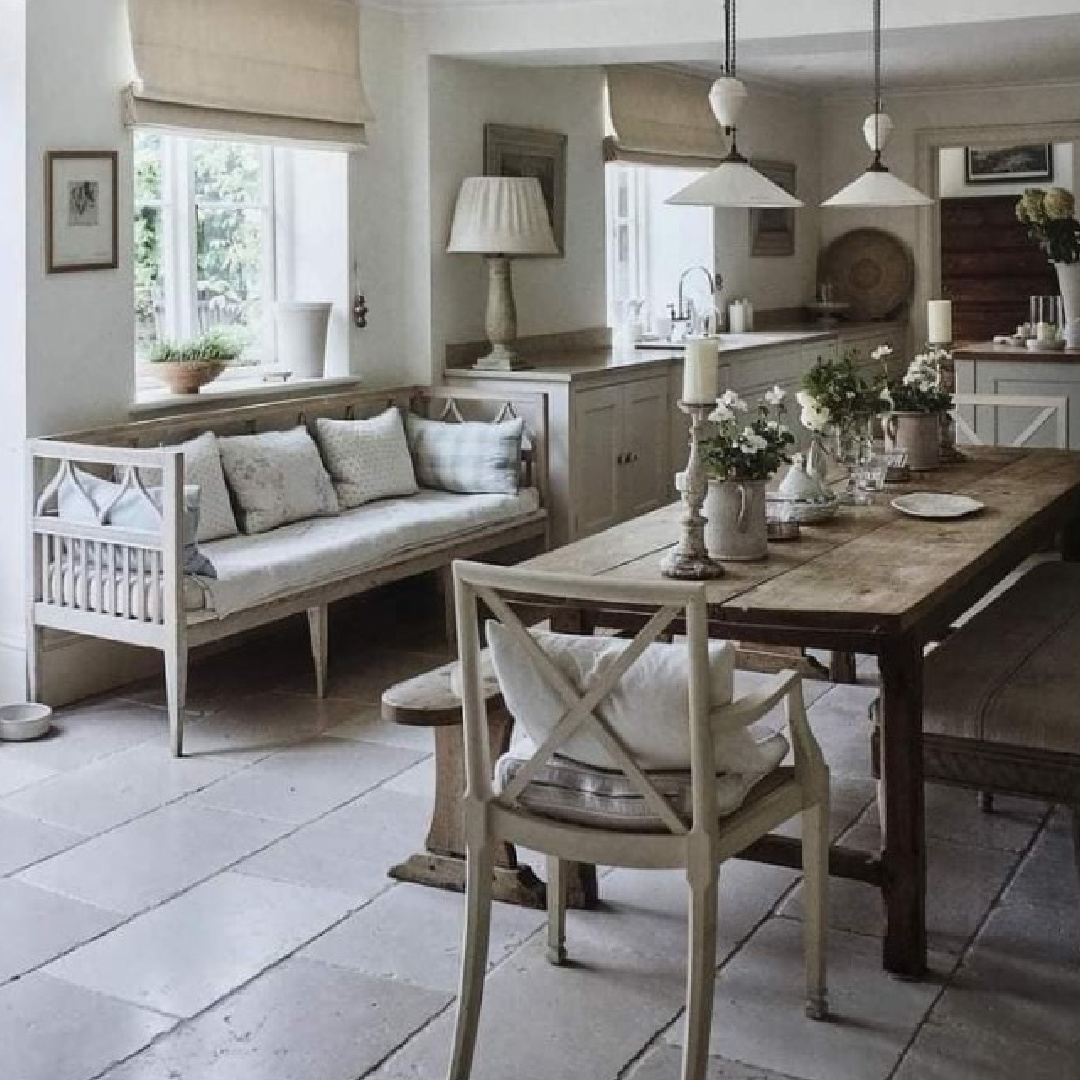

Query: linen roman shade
<box><xmin>124</xmin><ymin>0</ymin><xmax>374</xmax><ymax>149</ymax></box>
<box><xmin>604</xmin><ymin>65</ymin><xmax>728</xmax><ymax>169</ymax></box>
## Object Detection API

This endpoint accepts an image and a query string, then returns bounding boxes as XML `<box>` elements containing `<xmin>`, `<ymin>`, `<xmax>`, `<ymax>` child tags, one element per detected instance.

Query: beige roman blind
<box><xmin>604</xmin><ymin>65</ymin><xmax>728</xmax><ymax>169</ymax></box>
<box><xmin>124</xmin><ymin>0</ymin><xmax>374</xmax><ymax>149</ymax></box>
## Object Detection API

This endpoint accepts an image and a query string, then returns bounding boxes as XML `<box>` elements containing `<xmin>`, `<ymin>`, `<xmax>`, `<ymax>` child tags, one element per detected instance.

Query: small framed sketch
<box><xmin>964</xmin><ymin>144</ymin><xmax>1053</xmax><ymax>185</ymax></box>
<box><xmin>749</xmin><ymin>160</ymin><xmax>797</xmax><ymax>257</ymax></box>
<box><xmin>46</xmin><ymin>150</ymin><xmax>119</xmax><ymax>273</ymax></box>
<box><xmin>484</xmin><ymin>123</ymin><xmax>567</xmax><ymax>257</ymax></box>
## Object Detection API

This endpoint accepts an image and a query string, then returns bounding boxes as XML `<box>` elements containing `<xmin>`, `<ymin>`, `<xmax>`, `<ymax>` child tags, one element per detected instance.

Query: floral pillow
<box><xmin>218</xmin><ymin>427</ymin><xmax>339</xmax><ymax>534</ymax></box>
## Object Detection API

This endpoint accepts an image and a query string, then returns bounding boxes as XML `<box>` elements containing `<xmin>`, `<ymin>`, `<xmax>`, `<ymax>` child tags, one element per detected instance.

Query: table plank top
<box><xmin>522</xmin><ymin>448</ymin><xmax>1080</xmax><ymax>638</ymax></box>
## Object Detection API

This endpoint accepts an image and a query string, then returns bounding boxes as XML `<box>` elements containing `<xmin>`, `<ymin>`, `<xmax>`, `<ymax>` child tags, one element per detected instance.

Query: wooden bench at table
<box><xmin>916</xmin><ymin>560</ymin><xmax>1080</xmax><ymax>885</ymax></box>
<box><xmin>381</xmin><ymin>656</ymin><xmax>599</xmax><ymax>909</ymax></box>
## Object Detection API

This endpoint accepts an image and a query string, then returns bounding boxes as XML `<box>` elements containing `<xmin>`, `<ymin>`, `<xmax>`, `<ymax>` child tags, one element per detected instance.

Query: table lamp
<box><xmin>447</xmin><ymin>176</ymin><xmax>558</xmax><ymax>370</ymax></box>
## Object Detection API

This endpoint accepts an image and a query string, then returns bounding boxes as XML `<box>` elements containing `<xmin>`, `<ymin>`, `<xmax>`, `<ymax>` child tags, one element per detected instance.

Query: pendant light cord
<box><xmin>872</xmin><ymin>0</ymin><xmax>883</xmax><ymax>167</ymax></box>
<box><xmin>725</xmin><ymin>0</ymin><xmax>737</xmax><ymax>78</ymax></box>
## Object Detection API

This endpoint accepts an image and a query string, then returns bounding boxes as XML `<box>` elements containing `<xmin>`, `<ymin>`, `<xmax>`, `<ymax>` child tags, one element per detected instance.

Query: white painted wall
<box><xmin>713</xmin><ymin>87</ymin><xmax>822</xmax><ymax>315</ymax></box>
<box><xmin>0</xmin><ymin>0</ymin><xmax>28</xmax><ymax>702</ymax></box>
<box><xmin>939</xmin><ymin>143</ymin><xmax>1073</xmax><ymax>198</ymax></box>
<box><xmin>427</xmin><ymin>58</ymin><xmax>608</xmax><ymax>374</ymax></box>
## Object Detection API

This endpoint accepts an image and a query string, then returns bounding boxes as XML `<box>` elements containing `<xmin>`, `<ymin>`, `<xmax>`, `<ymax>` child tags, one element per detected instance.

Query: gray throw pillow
<box><xmin>406</xmin><ymin>414</ymin><xmax>523</xmax><ymax>494</ymax></box>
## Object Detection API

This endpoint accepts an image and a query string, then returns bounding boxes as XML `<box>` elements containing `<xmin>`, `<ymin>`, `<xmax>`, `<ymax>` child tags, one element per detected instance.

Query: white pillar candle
<box><xmin>928</xmin><ymin>299</ymin><xmax>952</xmax><ymax>345</ymax></box>
<box><xmin>682</xmin><ymin>338</ymin><xmax>719</xmax><ymax>404</ymax></box>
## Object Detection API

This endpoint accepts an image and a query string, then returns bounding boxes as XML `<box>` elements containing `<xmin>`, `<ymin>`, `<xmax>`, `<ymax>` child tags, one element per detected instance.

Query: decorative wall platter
<box><xmin>819</xmin><ymin>228</ymin><xmax>914</xmax><ymax>321</ymax></box>
<box><xmin>891</xmin><ymin>492</ymin><xmax>985</xmax><ymax>519</ymax></box>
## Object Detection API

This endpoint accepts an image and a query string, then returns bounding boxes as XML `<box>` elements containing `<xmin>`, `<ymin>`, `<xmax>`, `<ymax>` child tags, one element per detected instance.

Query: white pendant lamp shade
<box><xmin>822</xmin><ymin>166</ymin><xmax>933</xmax><ymax>208</ymax></box>
<box><xmin>668</xmin><ymin>158</ymin><xmax>803</xmax><ymax>208</ymax></box>
<box><xmin>447</xmin><ymin>176</ymin><xmax>558</xmax><ymax>256</ymax></box>
<box><xmin>708</xmin><ymin>76</ymin><xmax>748</xmax><ymax>129</ymax></box>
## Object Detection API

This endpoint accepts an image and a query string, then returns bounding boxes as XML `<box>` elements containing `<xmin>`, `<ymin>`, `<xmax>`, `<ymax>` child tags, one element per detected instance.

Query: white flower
<box><xmin>763</xmin><ymin>384</ymin><xmax>785</xmax><ymax>406</ymax></box>
<box><xmin>740</xmin><ymin>430</ymin><xmax>769</xmax><ymax>455</ymax></box>
<box><xmin>720</xmin><ymin>389</ymin><xmax>748</xmax><ymax>412</ymax></box>
<box><xmin>880</xmin><ymin>386</ymin><xmax>894</xmax><ymax>408</ymax></box>
<box><xmin>800</xmin><ymin>402</ymin><xmax>830</xmax><ymax>433</ymax></box>
<box><xmin>871</xmin><ymin>344</ymin><xmax>894</xmax><ymax>362</ymax></box>
<box><xmin>795</xmin><ymin>390</ymin><xmax>817</xmax><ymax>411</ymax></box>
<box><xmin>709</xmin><ymin>401</ymin><xmax>735</xmax><ymax>423</ymax></box>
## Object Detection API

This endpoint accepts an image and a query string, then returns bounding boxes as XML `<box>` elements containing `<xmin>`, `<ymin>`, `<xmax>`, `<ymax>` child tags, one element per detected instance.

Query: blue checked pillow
<box><xmin>406</xmin><ymin>414</ymin><xmax>524</xmax><ymax>494</ymax></box>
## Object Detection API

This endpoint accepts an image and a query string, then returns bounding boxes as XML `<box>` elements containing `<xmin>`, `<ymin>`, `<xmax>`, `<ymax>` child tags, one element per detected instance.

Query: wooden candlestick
<box><xmin>662</xmin><ymin>403</ymin><xmax>725</xmax><ymax>580</ymax></box>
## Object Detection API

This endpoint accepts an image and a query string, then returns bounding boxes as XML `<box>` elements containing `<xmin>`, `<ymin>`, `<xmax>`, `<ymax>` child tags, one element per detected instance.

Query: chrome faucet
<box><xmin>677</xmin><ymin>266</ymin><xmax>720</xmax><ymax>333</ymax></box>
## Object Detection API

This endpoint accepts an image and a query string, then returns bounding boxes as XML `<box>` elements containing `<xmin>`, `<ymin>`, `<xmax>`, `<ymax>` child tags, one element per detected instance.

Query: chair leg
<box><xmin>447</xmin><ymin>840</ymin><xmax>496</xmax><ymax>1080</ymax></box>
<box><xmin>307</xmin><ymin>605</ymin><xmax>328</xmax><ymax>699</ymax></box>
<box><xmin>546</xmin><ymin>855</ymin><xmax>568</xmax><ymax>965</ymax></box>
<box><xmin>165</xmin><ymin>640</ymin><xmax>188</xmax><ymax>758</ymax></box>
<box><xmin>681</xmin><ymin>858</ymin><xmax>718</xmax><ymax>1080</ymax></box>
<box><xmin>802</xmin><ymin>783</ymin><xmax>830</xmax><ymax>1021</ymax></box>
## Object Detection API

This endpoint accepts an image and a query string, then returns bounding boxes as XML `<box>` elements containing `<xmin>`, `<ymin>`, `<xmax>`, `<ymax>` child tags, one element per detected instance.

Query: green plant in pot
<box><xmin>146</xmin><ymin>331</ymin><xmax>243</xmax><ymax>395</ymax></box>
<box><xmin>879</xmin><ymin>347</ymin><xmax>953</xmax><ymax>472</ymax></box>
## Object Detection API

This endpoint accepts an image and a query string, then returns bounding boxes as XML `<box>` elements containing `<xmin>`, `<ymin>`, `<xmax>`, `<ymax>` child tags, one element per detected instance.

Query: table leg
<box><xmin>877</xmin><ymin>635</ymin><xmax>927</xmax><ymax>977</ymax></box>
<box><xmin>829</xmin><ymin>650</ymin><xmax>858</xmax><ymax>684</ymax></box>
<box><xmin>1062</xmin><ymin>514</ymin><xmax>1080</xmax><ymax>562</ymax></box>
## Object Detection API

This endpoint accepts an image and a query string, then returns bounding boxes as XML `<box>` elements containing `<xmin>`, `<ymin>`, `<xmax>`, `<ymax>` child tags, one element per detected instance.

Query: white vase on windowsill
<box><xmin>275</xmin><ymin>302</ymin><xmax>332</xmax><ymax>379</ymax></box>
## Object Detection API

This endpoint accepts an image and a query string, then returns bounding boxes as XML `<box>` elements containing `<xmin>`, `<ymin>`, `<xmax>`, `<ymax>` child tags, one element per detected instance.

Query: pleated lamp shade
<box><xmin>447</xmin><ymin>177</ymin><xmax>558</xmax><ymax>256</ymax></box>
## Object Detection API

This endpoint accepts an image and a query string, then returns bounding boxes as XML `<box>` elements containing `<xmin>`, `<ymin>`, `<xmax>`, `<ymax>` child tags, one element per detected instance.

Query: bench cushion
<box><xmin>924</xmin><ymin>561</ymin><xmax>1080</xmax><ymax>756</ymax></box>
<box><xmin>194</xmin><ymin>487</ymin><xmax>541</xmax><ymax>618</ymax></box>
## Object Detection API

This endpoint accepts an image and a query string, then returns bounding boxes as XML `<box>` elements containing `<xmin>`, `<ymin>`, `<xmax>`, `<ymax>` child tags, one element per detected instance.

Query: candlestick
<box><xmin>682</xmin><ymin>338</ymin><xmax>719</xmax><ymax>404</ymax></box>
<box><xmin>662</xmin><ymin>403</ymin><xmax>725</xmax><ymax>580</ymax></box>
<box><xmin>928</xmin><ymin>299</ymin><xmax>952</xmax><ymax>346</ymax></box>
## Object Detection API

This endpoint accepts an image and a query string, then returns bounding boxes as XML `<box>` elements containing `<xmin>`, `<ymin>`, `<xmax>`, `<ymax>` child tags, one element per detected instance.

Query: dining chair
<box><xmin>447</xmin><ymin>559</ymin><xmax>831</xmax><ymax>1080</ymax></box>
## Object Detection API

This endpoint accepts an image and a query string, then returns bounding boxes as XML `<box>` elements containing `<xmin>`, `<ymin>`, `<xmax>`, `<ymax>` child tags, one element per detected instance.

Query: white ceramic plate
<box><xmin>891</xmin><ymin>493</ymin><xmax>985</xmax><ymax>520</ymax></box>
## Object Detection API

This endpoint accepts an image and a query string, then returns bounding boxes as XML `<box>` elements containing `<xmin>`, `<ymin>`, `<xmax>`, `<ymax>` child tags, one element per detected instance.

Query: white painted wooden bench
<box><xmin>26</xmin><ymin>385</ymin><xmax>549</xmax><ymax>756</ymax></box>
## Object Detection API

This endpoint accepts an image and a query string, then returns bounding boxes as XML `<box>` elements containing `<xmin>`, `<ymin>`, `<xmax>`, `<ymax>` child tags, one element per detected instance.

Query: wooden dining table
<box><xmin>517</xmin><ymin>446</ymin><xmax>1080</xmax><ymax>977</ymax></box>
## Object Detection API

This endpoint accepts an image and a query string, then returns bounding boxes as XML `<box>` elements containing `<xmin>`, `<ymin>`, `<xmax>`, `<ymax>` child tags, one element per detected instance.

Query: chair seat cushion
<box><xmin>195</xmin><ymin>488</ymin><xmax>541</xmax><ymax>618</ymax></box>
<box><xmin>494</xmin><ymin>734</ymin><xmax>790</xmax><ymax>831</ymax></box>
<box><xmin>924</xmin><ymin>561</ymin><xmax>1080</xmax><ymax>756</ymax></box>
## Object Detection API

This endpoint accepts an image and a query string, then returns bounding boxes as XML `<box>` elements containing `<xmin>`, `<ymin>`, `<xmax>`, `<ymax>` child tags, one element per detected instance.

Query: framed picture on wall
<box><xmin>749</xmin><ymin>160</ymin><xmax>797</xmax><ymax>257</ymax></box>
<box><xmin>964</xmin><ymin>144</ymin><xmax>1053</xmax><ymax>185</ymax></box>
<box><xmin>484</xmin><ymin>123</ymin><xmax>567</xmax><ymax>257</ymax></box>
<box><xmin>46</xmin><ymin>150</ymin><xmax>119</xmax><ymax>273</ymax></box>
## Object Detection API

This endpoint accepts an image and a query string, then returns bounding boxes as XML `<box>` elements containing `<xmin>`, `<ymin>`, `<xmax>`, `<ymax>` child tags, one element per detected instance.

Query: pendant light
<box><xmin>667</xmin><ymin>0</ymin><xmax>802</xmax><ymax>209</ymax></box>
<box><xmin>822</xmin><ymin>0</ymin><xmax>932</xmax><ymax>208</ymax></box>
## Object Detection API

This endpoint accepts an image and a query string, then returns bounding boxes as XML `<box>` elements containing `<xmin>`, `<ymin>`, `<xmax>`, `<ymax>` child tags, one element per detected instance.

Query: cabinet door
<box><xmin>619</xmin><ymin>376</ymin><xmax>671</xmax><ymax>520</ymax></box>
<box><xmin>571</xmin><ymin>384</ymin><xmax>623</xmax><ymax>537</ymax></box>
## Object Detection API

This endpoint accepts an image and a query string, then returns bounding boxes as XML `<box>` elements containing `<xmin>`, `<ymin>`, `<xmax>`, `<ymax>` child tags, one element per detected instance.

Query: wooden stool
<box><xmin>381</xmin><ymin>658</ymin><xmax>599</xmax><ymax>909</ymax></box>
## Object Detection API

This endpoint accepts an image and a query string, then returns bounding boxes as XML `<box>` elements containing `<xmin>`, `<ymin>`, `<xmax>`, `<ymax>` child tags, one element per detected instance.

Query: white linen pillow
<box><xmin>486</xmin><ymin>623</ymin><xmax>776</xmax><ymax>776</ymax></box>
<box><xmin>57</xmin><ymin>467</ymin><xmax>216</xmax><ymax>578</ymax></box>
<box><xmin>218</xmin><ymin>426</ymin><xmax>339</xmax><ymax>535</ymax></box>
<box><xmin>315</xmin><ymin>408</ymin><xmax>419</xmax><ymax>509</ymax></box>
<box><xmin>406</xmin><ymin>414</ymin><xmax>523</xmax><ymax>494</ymax></box>
<box><xmin>177</xmin><ymin>432</ymin><xmax>239</xmax><ymax>541</ymax></box>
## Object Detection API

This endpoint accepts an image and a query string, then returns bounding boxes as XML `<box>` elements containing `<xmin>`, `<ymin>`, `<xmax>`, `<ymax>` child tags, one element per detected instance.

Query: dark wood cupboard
<box><xmin>940</xmin><ymin>195</ymin><xmax>1058</xmax><ymax>343</ymax></box>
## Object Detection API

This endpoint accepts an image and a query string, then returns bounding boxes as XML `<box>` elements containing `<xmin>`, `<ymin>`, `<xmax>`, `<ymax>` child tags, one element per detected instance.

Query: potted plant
<box><xmin>145</xmin><ymin>331</ymin><xmax>243</xmax><ymax>395</ymax></box>
<box><xmin>700</xmin><ymin>387</ymin><xmax>795</xmax><ymax>561</ymax></box>
<box><xmin>796</xmin><ymin>348</ymin><xmax>889</xmax><ymax>488</ymax></box>
<box><xmin>880</xmin><ymin>348</ymin><xmax>953</xmax><ymax>471</ymax></box>
<box><xmin>1016</xmin><ymin>187</ymin><xmax>1080</xmax><ymax>324</ymax></box>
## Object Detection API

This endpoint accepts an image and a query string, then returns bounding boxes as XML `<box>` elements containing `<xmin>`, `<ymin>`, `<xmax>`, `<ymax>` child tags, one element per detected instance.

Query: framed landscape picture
<box><xmin>484</xmin><ymin>123</ymin><xmax>567</xmax><ymax>256</ymax></box>
<box><xmin>46</xmin><ymin>150</ymin><xmax>119</xmax><ymax>273</ymax></box>
<box><xmin>964</xmin><ymin>144</ymin><xmax>1053</xmax><ymax>185</ymax></box>
<box><xmin>749</xmin><ymin>160</ymin><xmax>797</xmax><ymax>257</ymax></box>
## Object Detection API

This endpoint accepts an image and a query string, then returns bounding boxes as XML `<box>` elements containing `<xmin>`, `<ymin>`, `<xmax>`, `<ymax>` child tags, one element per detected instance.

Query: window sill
<box><xmin>131</xmin><ymin>372</ymin><xmax>363</xmax><ymax>418</ymax></box>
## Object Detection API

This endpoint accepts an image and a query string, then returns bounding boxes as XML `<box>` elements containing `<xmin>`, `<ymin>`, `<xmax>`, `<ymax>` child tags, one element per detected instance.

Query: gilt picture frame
<box><xmin>749</xmin><ymin>160</ymin><xmax>797</xmax><ymax>258</ymax></box>
<box><xmin>964</xmin><ymin>144</ymin><xmax>1053</xmax><ymax>185</ymax></box>
<box><xmin>46</xmin><ymin>150</ymin><xmax>119</xmax><ymax>273</ymax></box>
<box><xmin>484</xmin><ymin>123</ymin><xmax>567</xmax><ymax>257</ymax></box>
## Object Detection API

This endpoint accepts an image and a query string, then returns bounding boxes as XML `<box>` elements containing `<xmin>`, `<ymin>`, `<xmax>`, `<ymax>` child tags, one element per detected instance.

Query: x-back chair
<box><xmin>448</xmin><ymin>559</ymin><xmax>831</xmax><ymax>1080</ymax></box>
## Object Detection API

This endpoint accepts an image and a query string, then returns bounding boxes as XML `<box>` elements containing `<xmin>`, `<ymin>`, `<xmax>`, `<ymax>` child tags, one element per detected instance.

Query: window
<box><xmin>135</xmin><ymin>131</ymin><xmax>280</xmax><ymax>366</ymax></box>
<box><xmin>605</xmin><ymin>163</ymin><xmax>714</xmax><ymax>336</ymax></box>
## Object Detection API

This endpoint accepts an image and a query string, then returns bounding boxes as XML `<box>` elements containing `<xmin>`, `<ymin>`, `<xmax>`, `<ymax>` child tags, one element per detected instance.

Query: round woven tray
<box><xmin>819</xmin><ymin>227</ymin><xmax>914</xmax><ymax>321</ymax></box>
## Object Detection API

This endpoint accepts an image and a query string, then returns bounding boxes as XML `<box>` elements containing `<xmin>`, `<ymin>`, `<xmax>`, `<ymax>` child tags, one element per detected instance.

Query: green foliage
<box><xmin>1016</xmin><ymin>187</ymin><xmax>1080</xmax><ymax>264</ymax></box>
<box><xmin>798</xmin><ymin>350</ymin><xmax>885</xmax><ymax>432</ymax></box>
<box><xmin>880</xmin><ymin>349</ymin><xmax>953</xmax><ymax>414</ymax></box>
<box><xmin>149</xmin><ymin>330</ymin><xmax>243</xmax><ymax>365</ymax></box>
<box><xmin>701</xmin><ymin>389</ymin><xmax>795</xmax><ymax>482</ymax></box>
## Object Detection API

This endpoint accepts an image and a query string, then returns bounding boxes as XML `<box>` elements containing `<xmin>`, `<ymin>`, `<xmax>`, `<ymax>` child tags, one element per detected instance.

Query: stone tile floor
<box><xmin>1</xmin><ymin>582</ymin><xmax>1077</xmax><ymax>1080</ymax></box>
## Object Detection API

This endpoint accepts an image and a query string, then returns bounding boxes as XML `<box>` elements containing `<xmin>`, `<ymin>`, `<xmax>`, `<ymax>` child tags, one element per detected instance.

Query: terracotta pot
<box><xmin>884</xmin><ymin>411</ymin><xmax>940</xmax><ymax>471</ymax></box>
<box><xmin>148</xmin><ymin>361</ymin><xmax>226</xmax><ymax>395</ymax></box>
<box><xmin>704</xmin><ymin>479</ymin><xmax>768</xmax><ymax>561</ymax></box>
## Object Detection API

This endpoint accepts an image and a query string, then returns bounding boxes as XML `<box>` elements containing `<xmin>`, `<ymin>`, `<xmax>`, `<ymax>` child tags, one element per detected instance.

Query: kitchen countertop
<box><xmin>955</xmin><ymin>341</ymin><xmax>1080</xmax><ymax>363</ymax></box>
<box><xmin>444</xmin><ymin>321</ymin><xmax>901</xmax><ymax>383</ymax></box>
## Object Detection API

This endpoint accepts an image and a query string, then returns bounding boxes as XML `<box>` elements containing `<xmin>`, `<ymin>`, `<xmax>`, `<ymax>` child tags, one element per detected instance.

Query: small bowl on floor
<box><xmin>0</xmin><ymin>703</ymin><xmax>53</xmax><ymax>741</ymax></box>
